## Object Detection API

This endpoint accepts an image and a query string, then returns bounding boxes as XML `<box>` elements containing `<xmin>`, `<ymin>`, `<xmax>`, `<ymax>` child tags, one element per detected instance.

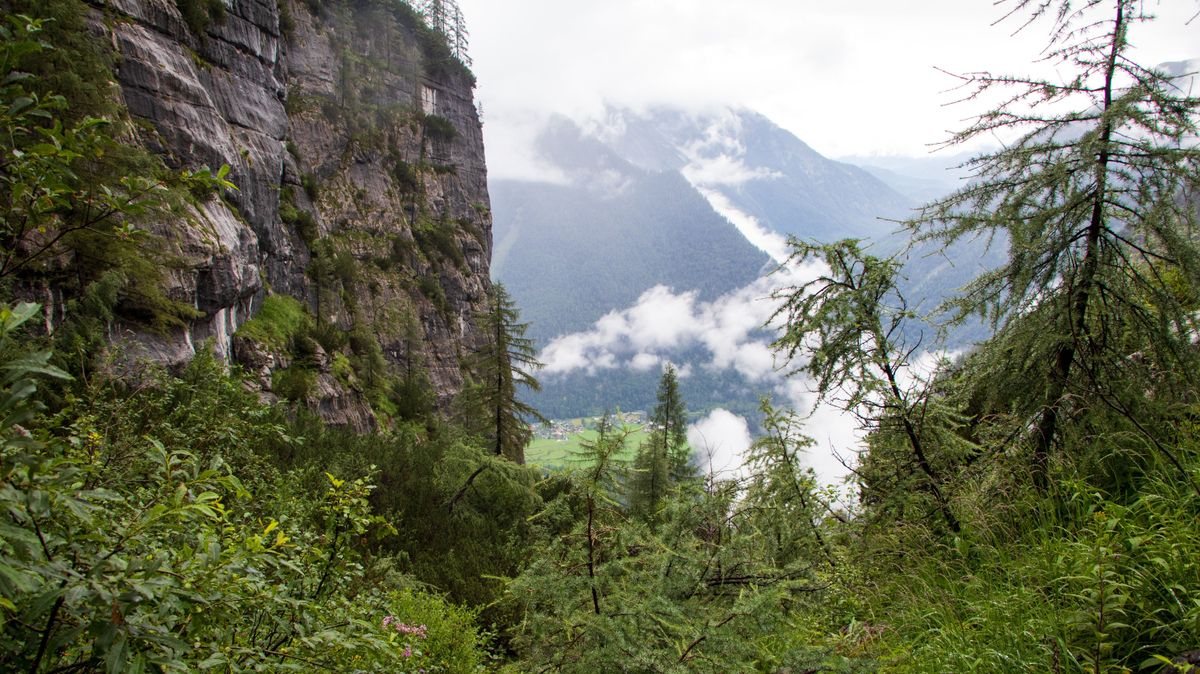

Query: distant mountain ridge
<box><xmin>600</xmin><ymin>107</ymin><xmax>913</xmax><ymax>242</ymax></box>
<box><xmin>491</xmin><ymin>114</ymin><xmax>771</xmax><ymax>346</ymax></box>
<box><xmin>489</xmin><ymin>106</ymin><xmax>925</xmax><ymax>420</ymax></box>
<box><xmin>493</xmin><ymin>107</ymin><xmax>916</xmax><ymax>343</ymax></box>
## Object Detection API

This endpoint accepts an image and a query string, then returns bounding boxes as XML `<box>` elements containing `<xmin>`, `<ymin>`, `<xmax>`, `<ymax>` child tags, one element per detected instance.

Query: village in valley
<box><xmin>525</xmin><ymin>410</ymin><xmax>656</xmax><ymax>467</ymax></box>
<box><xmin>532</xmin><ymin>410</ymin><xmax>649</xmax><ymax>442</ymax></box>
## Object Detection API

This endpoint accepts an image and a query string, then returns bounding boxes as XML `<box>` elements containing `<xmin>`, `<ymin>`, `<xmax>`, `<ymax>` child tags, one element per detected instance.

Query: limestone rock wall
<box><xmin>87</xmin><ymin>0</ymin><xmax>493</xmax><ymax>429</ymax></box>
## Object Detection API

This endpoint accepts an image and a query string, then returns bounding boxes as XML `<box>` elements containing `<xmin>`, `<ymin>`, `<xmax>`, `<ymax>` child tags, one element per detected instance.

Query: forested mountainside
<box><xmin>6</xmin><ymin>0</ymin><xmax>492</xmax><ymax>429</ymax></box>
<box><xmin>2</xmin><ymin>0</ymin><xmax>1200</xmax><ymax>673</ymax></box>
<box><xmin>490</xmin><ymin>115</ymin><xmax>772</xmax><ymax>346</ymax></box>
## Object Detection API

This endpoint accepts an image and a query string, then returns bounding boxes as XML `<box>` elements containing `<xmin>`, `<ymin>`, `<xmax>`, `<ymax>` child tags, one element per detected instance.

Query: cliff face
<box><xmin>85</xmin><ymin>0</ymin><xmax>492</xmax><ymax>428</ymax></box>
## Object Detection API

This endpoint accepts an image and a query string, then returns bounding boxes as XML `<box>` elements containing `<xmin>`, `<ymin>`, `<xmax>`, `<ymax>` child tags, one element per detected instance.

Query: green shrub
<box><xmin>306</xmin><ymin>320</ymin><xmax>347</xmax><ymax>354</ymax></box>
<box><xmin>295</xmin><ymin>209</ymin><xmax>319</xmax><ymax>246</ymax></box>
<box><xmin>175</xmin><ymin>0</ymin><xmax>226</xmax><ymax>37</ymax></box>
<box><xmin>236</xmin><ymin>295</ymin><xmax>311</xmax><ymax>351</ymax></box>
<box><xmin>390</xmin><ymin>234</ymin><xmax>417</xmax><ymax>266</ymax></box>
<box><xmin>279</xmin><ymin>187</ymin><xmax>319</xmax><ymax>246</ymax></box>
<box><xmin>418</xmin><ymin>274</ymin><xmax>447</xmax><ymax>312</ymax></box>
<box><xmin>348</xmin><ymin>325</ymin><xmax>389</xmax><ymax>393</ymax></box>
<box><xmin>301</xmin><ymin>172</ymin><xmax>320</xmax><ymax>201</ymax></box>
<box><xmin>378</xmin><ymin>588</ymin><xmax>488</xmax><ymax>672</ymax></box>
<box><xmin>422</xmin><ymin>114</ymin><xmax>458</xmax><ymax>143</ymax></box>
<box><xmin>278</xmin><ymin>0</ymin><xmax>295</xmax><ymax>38</ymax></box>
<box><xmin>0</xmin><ymin>304</ymin><xmax>441</xmax><ymax>672</ymax></box>
<box><xmin>279</xmin><ymin>195</ymin><xmax>299</xmax><ymax>225</ymax></box>
<box><xmin>5</xmin><ymin>0</ymin><xmax>118</xmax><ymax>120</ymax></box>
<box><xmin>414</xmin><ymin>17</ymin><xmax>475</xmax><ymax>86</ymax></box>
<box><xmin>413</xmin><ymin>217</ymin><xmax>465</xmax><ymax>268</ymax></box>
<box><xmin>333</xmin><ymin>251</ymin><xmax>359</xmax><ymax>287</ymax></box>
<box><xmin>331</xmin><ymin>351</ymin><xmax>356</xmax><ymax>388</ymax></box>
<box><xmin>391</xmin><ymin>157</ymin><xmax>421</xmax><ymax>194</ymax></box>
<box><xmin>272</xmin><ymin>365</ymin><xmax>317</xmax><ymax>401</ymax></box>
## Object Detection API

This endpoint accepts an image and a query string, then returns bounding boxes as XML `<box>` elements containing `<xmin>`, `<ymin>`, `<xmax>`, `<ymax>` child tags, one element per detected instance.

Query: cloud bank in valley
<box><xmin>538</xmin><ymin>261</ymin><xmax>867</xmax><ymax>483</ymax></box>
<box><xmin>536</xmin><ymin>258</ymin><xmax>964</xmax><ymax>484</ymax></box>
<box><xmin>538</xmin><ymin>264</ymin><xmax>817</xmax><ymax>390</ymax></box>
<box><xmin>688</xmin><ymin>409</ymin><xmax>754</xmax><ymax>480</ymax></box>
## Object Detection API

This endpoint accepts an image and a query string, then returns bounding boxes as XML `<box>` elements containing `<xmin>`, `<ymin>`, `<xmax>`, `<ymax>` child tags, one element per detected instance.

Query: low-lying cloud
<box><xmin>537</xmin><ymin>260</ymin><xmax>957</xmax><ymax>484</ymax></box>
<box><xmin>539</xmin><ymin>263</ymin><xmax>821</xmax><ymax>391</ymax></box>
<box><xmin>688</xmin><ymin>408</ymin><xmax>754</xmax><ymax>480</ymax></box>
<box><xmin>676</xmin><ymin>113</ymin><xmax>791</xmax><ymax>263</ymax></box>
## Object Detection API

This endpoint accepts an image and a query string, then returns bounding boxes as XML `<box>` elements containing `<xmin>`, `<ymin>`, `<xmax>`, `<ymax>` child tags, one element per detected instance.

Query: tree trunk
<box><xmin>1030</xmin><ymin>0</ymin><xmax>1122</xmax><ymax>491</ymax></box>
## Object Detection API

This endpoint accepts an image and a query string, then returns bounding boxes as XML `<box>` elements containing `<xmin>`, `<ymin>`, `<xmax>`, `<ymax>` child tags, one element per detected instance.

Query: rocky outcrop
<box><xmin>84</xmin><ymin>0</ymin><xmax>493</xmax><ymax>429</ymax></box>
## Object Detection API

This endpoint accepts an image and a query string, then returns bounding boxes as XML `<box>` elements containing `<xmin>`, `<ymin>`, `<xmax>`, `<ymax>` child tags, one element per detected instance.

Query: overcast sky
<box><xmin>458</xmin><ymin>0</ymin><xmax>1198</xmax><ymax>170</ymax></box>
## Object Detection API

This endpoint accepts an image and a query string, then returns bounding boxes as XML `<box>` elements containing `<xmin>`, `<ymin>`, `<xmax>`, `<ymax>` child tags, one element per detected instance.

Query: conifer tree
<box><xmin>771</xmin><ymin>239</ymin><xmax>967</xmax><ymax>533</ymax></box>
<box><xmin>743</xmin><ymin>399</ymin><xmax>837</xmax><ymax>568</ymax></box>
<box><xmin>573</xmin><ymin>413</ymin><xmax>630</xmax><ymax>616</ymax></box>
<box><xmin>417</xmin><ymin>0</ymin><xmax>470</xmax><ymax>65</ymax></box>
<box><xmin>908</xmin><ymin>0</ymin><xmax>1200</xmax><ymax>489</ymax></box>
<box><xmin>629</xmin><ymin>364</ymin><xmax>693</xmax><ymax>525</ymax></box>
<box><xmin>458</xmin><ymin>283</ymin><xmax>545</xmax><ymax>464</ymax></box>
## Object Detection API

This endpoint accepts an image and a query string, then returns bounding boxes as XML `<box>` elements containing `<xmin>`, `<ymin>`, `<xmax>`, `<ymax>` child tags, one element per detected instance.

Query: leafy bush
<box><xmin>413</xmin><ymin>216</ymin><xmax>465</xmax><ymax>268</ymax></box>
<box><xmin>174</xmin><ymin>0</ymin><xmax>226</xmax><ymax>37</ymax></box>
<box><xmin>418</xmin><ymin>274</ymin><xmax>448</xmax><ymax>312</ymax></box>
<box><xmin>278</xmin><ymin>0</ymin><xmax>295</xmax><ymax>38</ymax></box>
<box><xmin>0</xmin><ymin>16</ymin><xmax>231</xmax><ymax>334</ymax></box>
<box><xmin>391</xmin><ymin>156</ymin><xmax>421</xmax><ymax>194</ymax></box>
<box><xmin>331</xmin><ymin>351</ymin><xmax>356</xmax><ymax>388</ymax></box>
<box><xmin>272</xmin><ymin>365</ymin><xmax>317</xmax><ymax>401</ymax></box>
<box><xmin>3</xmin><ymin>0</ymin><xmax>117</xmax><ymax>120</ymax></box>
<box><xmin>301</xmin><ymin>172</ymin><xmax>320</xmax><ymax>201</ymax></box>
<box><xmin>422</xmin><ymin>114</ymin><xmax>458</xmax><ymax>143</ymax></box>
<box><xmin>309</xmin><ymin>318</ymin><xmax>350</xmax><ymax>353</ymax></box>
<box><xmin>0</xmin><ymin>303</ymin><xmax>496</xmax><ymax>671</ymax></box>
<box><xmin>235</xmin><ymin>295</ymin><xmax>311</xmax><ymax>351</ymax></box>
<box><xmin>333</xmin><ymin>250</ymin><xmax>360</xmax><ymax>286</ymax></box>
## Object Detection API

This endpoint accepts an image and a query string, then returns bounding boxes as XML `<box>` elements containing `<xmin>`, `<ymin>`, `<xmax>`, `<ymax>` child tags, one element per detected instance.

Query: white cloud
<box><xmin>804</xmin><ymin>400</ymin><xmax>867</xmax><ymax>485</ymax></box>
<box><xmin>624</xmin><ymin>286</ymin><xmax>701</xmax><ymax>351</ymax></box>
<box><xmin>461</xmin><ymin>0</ymin><xmax>1199</xmax><ymax>166</ymax></box>
<box><xmin>668</xmin><ymin>112</ymin><xmax>793</xmax><ymax>263</ymax></box>
<box><xmin>692</xmin><ymin>187</ymin><xmax>791</xmax><ymax>263</ymax></box>
<box><xmin>481</xmin><ymin>110</ymin><xmax>571</xmax><ymax>184</ymax></box>
<box><xmin>678</xmin><ymin>111</ymin><xmax>781</xmax><ymax>187</ymax></box>
<box><xmin>629</xmin><ymin>352</ymin><xmax>661</xmax><ymax>371</ymax></box>
<box><xmin>688</xmin><ymin>409</ymin><xmax>753</xmax><ymax>480</ymax></box>
<box><xmin>683</xmin><ymin>155</ymin><xmax>779</xmax><ymax>187</ymax></box>
<box><xmin>538</xmin><ymin>260</ymin><xmax>824</xmax><ymax>404</ymax></box>
<box><xmin>584</xmin><ymin>168</ymin><xmax>633</xmax><ymax>197</ymax></box>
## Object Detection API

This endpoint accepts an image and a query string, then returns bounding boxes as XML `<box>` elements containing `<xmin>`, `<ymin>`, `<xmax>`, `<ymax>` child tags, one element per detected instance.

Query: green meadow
<box><xmin>526</xmin><ymin>426</ymin><xmax>650</xmax><ymax>469</ymax></box>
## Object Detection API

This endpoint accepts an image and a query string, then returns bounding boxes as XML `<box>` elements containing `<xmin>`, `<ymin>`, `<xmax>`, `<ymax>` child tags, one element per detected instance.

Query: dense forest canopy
<box><xmin>0</xmin><ymin>0</ymin><xmax>1198</xmax><ymax>672</ymax></box>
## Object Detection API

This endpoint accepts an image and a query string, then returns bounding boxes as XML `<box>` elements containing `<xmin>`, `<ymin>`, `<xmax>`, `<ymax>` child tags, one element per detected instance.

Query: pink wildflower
<box><xmin>391</xmin><ymin>622</ymin><xmax>428</xmax><ymax>639</ymax></box>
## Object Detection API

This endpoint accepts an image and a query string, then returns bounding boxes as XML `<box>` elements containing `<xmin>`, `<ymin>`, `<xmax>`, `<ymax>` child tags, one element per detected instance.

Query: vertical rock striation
<box><xmin>85</xmin><ymin>0</ymin><xmax>492</xmax><ymax>428</ymax></box>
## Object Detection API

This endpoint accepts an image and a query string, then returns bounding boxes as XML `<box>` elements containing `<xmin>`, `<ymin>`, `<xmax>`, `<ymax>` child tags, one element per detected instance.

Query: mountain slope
<box><xmin>602</xmin><ymin>107</ymin><xmax>913</xmax><ymax>241</ymax></box>
<box><xmin>491</xmin><ymin>116</ymin><xmax>771</xmax><ymax>345</ymax></box>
